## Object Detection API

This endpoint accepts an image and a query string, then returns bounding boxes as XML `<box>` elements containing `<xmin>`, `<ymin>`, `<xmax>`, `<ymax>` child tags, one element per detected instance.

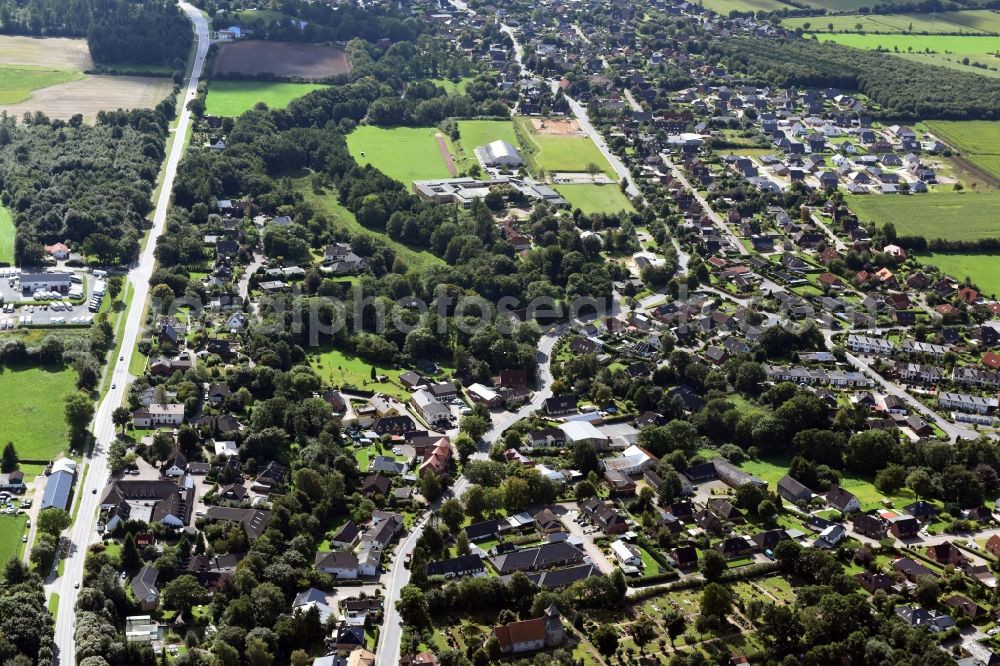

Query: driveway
<box><xmin>559</xmin><ymin>504</ymin><xmax>616</xmax><ymax>575</ymax></box>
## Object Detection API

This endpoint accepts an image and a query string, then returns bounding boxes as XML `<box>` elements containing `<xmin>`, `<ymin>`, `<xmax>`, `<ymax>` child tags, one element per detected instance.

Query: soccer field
<box><xmin>516</xmin><ymin>117</ymin><xmax>614</xmax><ymax>176</ymax></box>
<box><xmin>346</xmin><ymin>126</ymin><xmax>454</xmax><ymax>185</ymax></box>
<box><xmin>205</xmin><ymin>81</ymin><xmax>328</xmax><ymax>116</ymax></box>
<box><xmin>846</xmin><ymin>192</ymin><xmax>1000</xmax><ymax>241</ymax></box>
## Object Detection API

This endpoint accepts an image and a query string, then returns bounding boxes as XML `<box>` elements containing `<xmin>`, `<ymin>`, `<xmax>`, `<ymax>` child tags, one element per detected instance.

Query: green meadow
<box><xmin>0</xmin><ymin>205</ymin><xmax>13</xmax><ymax>265</ymax></box>
<box><xmin>925</xmin><ymin>120</ymin><xmax>1000</xmax><ymax>181</ymax></box>
<box><xmin>846</xmin><ymin>191</ymin><xmax>1000</xmax><ymax>241</ymax></box>
<box><xmin>0</xmin><ymin>66</ymin><xmax>82</xmax><ymax>104</ymax></box>
<box><xmin>786</xmin><ymin>10</ymin><xmax>1000</xmax><ymax>34</ymax></box>
<box><xmin>0</xmin><ymin>364</ymin><xmax>78</xmax><ymax>460</ymax></box>
<box><xmin>555</xmin><ymin>184</ymin><xmax>635</xmax><ymax>215</ymax></box>
<box><xmin>205</xmin><ymin>81</ymin><xmax>328</xmax><ymax>116</ymax></box>
<box><xmin>919</xmin><ymin>253</ymin><xmax>1000</xmax><ymax>297</ymax></box>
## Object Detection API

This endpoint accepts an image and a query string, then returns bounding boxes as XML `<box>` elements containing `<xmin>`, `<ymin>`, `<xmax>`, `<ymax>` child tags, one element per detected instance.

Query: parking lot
<box><xmin>0</xmin><ymin>268</ymin><xmax>100</xmax><ymax>328</ymax></box>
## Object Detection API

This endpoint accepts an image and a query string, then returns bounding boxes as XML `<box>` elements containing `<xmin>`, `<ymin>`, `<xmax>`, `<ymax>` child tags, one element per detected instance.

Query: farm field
<box><xmin>0</xmin><ymin>75</ymin><xmax>174</xmax><ymax>122</ymax></box>
<box><xmin>792</xmin><ymin>0</ymin><xmax>919</xmax><ymax>10</ymax></box>
<box><xmin>0</xmin><ymin>364</ymin><xmax>78</xmax><ymax>460</ymax></box>
<box><xmin>811</xmin><ymin>33</ymin><xmax>1000</xmax><ymax>74</ymax></box>
<box><xmin>555</xmin><ymin>184</ymin><xmax>635</xmax><ymax>215</ymax></box>
<box><xmin>0</xmin><ymin>205</ymin><xmax>13</xmax><ymax>265</ymax></box>
<box><xmin>846</xmin><ymin>191</ymin><xmax>1000</xmax><ymax>241</ymax></box>
<box><xmin>294</xmin><ymin>176</ymin><xmax>445</xmax><ymax>272</ymax></box>
<box><xmin>785</xmin><ymin>10</ymin><xmax>1000</xmax><ymax>34</ymax></box>
<box><xmin>925</xmin><ymin>120</ymin><xmax>1000</xmax><ymax>181</ymax></box>
<box><xmin>212</xmin><ymin>41</ymin><xmax>350</xmax><ymax>78</ymax></box>
<box><xmin>0</xmin><ymin>35</ymin><xmax>93</xmax><ymax>70</ymax></box>
<box><xmin>698</xmin><ymin>0</ymin><xmax>790</xmax><ymax>13</ymax></box>
<box><xmin>0</xmin><ymin>67</ymin><xmax>82</xmax><ymax>104</ymax></box>
<box><xmin>515</xmin><ymin>117</ymin><xmax>614</xmax><ymax>176</ymax></box>
<box><xmin>205</xmin><ymin>81</ymin><xmax>328</xmax><ymax>116</ymax></box>
<box><xmin>346</xmin><ymin>126</ymin><xmax>455</xmax><ymax>185</ymax></box>
<box><xmin>919</xmin><ymin>253</ymin><xmax>1000</xmax><ymax>297</ymax></box>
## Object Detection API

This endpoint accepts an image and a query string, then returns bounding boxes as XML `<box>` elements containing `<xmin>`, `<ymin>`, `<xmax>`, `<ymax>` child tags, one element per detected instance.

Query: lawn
<box><xmin>785</xmin><ymin>10</ymin><xmax>1000</xmax><ymax>34</ymax></box>
<box><xmin>306</xmin><ymin>346</ymin><xmax>412</xmax><ymax>399</ymax></box>
<box><xmin>346</xmin><ymin>125</ymin><xmax>454</xmax><ymax>185</ymax></box>
<box><xmin>0</xmin><ymin>515</ymin><xmax>27</xmax><ymax>570</ymax></box>
<box><xmin>429</xmin><ymin>77</ymin><xmax>473</xmax><ymax>95</ymax></box>
<box><xmin>205</xmin><ymin>81</ymin><xmax>328</xmax><ymax>116</ymax></box>
<box><xmin>925</xmin><ymin>120</ymin><xmax>1000</xmax><ymax>181</ymax></box>
<box><xmin>0</xmin><ymin>65</ymin><xmax>83</xmax><ymax>104</ymax></box>
<box><xmin>555</xmin><ymin>184</ymin><xmax>635</xmax><ymax>215</ymax></box>
<box><xmin>918</xmin><ymin>253</ymin><xmax>1000</xmax><ymax>297</ymax></box>
<box><xmin>294</xmin><ymin>177</ymin><xmax>445</xmax><ymax>272</ymax></box>
<box><xmin>515</xmin><ymin>117</ymin><xmax>614</xmax><ymax>176</ymax></box>
<box><xmin>0</xmin><ymin>364</ymin><xmax>79</xmax><ymax>460</ymax></box>
<box><xmin>846</xmin><ymin>192</ymin><xmax>1000</xmax><ymax>241</ymax></box>
<box><xmin>0</xmin><ymin>204</ymin><xmax>13</xmax><ymax>265</ymax></box>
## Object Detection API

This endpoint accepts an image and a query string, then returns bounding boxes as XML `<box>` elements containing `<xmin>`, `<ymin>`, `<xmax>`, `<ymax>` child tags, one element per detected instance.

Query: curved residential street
<box><xmin>375</xmin><ymin>323</ymin><xmax>567</xmax><ymax>666</ymax></box>
<box><xmin>50</xmin><ymin>6</ymin><xmax>210</xmax><ymax>663</ymax></box>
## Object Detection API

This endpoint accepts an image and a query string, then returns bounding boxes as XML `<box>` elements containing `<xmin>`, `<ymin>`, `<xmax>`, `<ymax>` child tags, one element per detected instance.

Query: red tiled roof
<box><xmin>493</xmin><ymin>618</ymin><xmax>545</xmax><ymax>650</ymax></box>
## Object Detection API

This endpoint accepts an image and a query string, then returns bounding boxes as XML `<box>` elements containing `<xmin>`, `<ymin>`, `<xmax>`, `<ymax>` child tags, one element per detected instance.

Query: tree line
<box><xmin>0</xmin><ymin>0</ymin><xmax>192</xmax><ymax>68</ymax></box>
<box><xmin>712</xmin><ymin>37</ymin><xmax>1000</xmax><ymax>120</ymax></box>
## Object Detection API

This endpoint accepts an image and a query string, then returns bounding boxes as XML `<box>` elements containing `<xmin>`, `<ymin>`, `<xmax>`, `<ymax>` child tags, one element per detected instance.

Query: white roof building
<box><xmin>559</xmin><ymin>420</ymin><xmax>606</xmax><ymax>443</ymax></box>
<box><xmin>475</xmin><ymin>140</ymin><xmax>523</xmax><ymax>167</ymax></box>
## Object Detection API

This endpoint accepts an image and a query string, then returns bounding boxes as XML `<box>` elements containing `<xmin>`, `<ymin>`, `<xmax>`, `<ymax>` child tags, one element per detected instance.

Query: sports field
<box><xmin>0</xmin><ymin>365</ymin><xmax>78</xmax><ymax>460</ymax></box>
<box><xmin>555</xmin><ymin>184</ymin><xmax>635</xmax><ymax>215</ymax></box>
<box><xmin>919</xmin><ymin>253</ymin><xmax>1000</xmax><ymax>296</ymax></box>
<box><xmin>0</xmin><ymin>205</ymin><xmax>14</xmax><ymax>265</ymax></box>
<box><xmin>346</xmin><ymin>126</ymin><xmax>455</xmax><ymax>185</ymax></box>
<box><xmin>294</xmin><ymin>177</ymin><xmax>445</xmax><ymax>272</ymax></box>
<box><xmin>786</xmin><ymin>10</ymin><xmax>1000</xmax><ymax>34</ymax></box>
<box><xmin>206</xmin><ymin>81</ymin><xmax>328</xmax><ymax>116</ymax></box>
<box><xmin>515</xmin><ymin>117</ymin><xmax>614</xmax><ymax>176</ymax></box>
<box><xmin>846</xmin><ymin>191</ymin><xmax>1000</xmax><ymax>241</ymax></box>
<box><xmin>452</xmin><ymin>120</ymin><xmax>519</xmax><ymax>170</ymax></box>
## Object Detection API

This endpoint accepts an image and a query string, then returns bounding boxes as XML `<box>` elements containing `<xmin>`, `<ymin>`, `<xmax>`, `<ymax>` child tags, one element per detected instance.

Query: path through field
<box><xmin>436</xmin><ymin>133</ymin><xmax>458</xmax><ymax>176</ymax></box>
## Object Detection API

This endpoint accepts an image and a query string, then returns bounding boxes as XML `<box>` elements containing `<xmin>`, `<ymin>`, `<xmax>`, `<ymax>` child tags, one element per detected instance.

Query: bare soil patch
<box><xmin>0</xmin><ymin>75</ymin><xmax>174</xmax><ymax>122</ymax></box>
<box><xmin>212</xmin><ymin>41</ymin><xmax>350</xmax><ymax>78</ymax></box>
<box><xmin>0</xmin><ymin>35</ymin><xmax>93</xmax><ymax>70</ymax></box>
<box><xmin>531</xmin><ymin>117</ymin><xmax>582</xmax><ymax>135</ymax></box>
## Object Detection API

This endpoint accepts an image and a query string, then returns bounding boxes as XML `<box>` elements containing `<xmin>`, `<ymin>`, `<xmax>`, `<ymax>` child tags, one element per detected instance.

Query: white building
<box><xmin>132</xmin><ymin>403</ymin><xmax>185</xmax><ymax>428</ymax></box>
<box><xmin>410</xmin><ymin>389</ymin><xmax>451</xmax><ymax>427</ymax></box>
<box><xmin>559</xmin><ymin>421</ymin><xmax>611</xmax><ymax>450</ymax></box>
<box><xmin>610</xmin><ymin>539</ymin><xmax>642</xmax><ymax>567</ymax></box>
<box><xmin>475</xmin><ymin>140</ymin><xmax>523</xmax><ymax>167</ymax></box>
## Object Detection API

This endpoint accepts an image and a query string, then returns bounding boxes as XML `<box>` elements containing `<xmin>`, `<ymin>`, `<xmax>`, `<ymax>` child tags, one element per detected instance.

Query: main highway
<box><xmin>50</xmin><ymin>5</ymin><xmax>210</xmax><ymax>663</ymax></box>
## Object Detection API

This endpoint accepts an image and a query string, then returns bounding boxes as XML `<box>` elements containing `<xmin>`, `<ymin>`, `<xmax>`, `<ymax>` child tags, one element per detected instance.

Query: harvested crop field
<box><xmin>0</xmin><ymin>75</ymin><xmax>174</xmax><ymax>122</ymax></box>
<box><xmin>0</xmin><ymin>35</ymin><xmax>93</xmax><ymax>70</ymax></box>
<box><xmin>212</xmin><ymin>41</ymin><xmax>350</xmax><ymax>78</ymax></box>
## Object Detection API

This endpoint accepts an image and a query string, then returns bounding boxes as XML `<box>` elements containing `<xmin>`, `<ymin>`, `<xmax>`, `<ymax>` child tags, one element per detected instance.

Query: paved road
<box><xmin>660</xmin><ymin>154</ymin><xmax>746</xmax><ymax>255</ymax></box>
<box><xmin>375</xmin><ymin>324</ymin><xmax>566</xmax><ymax>665</ymax></box>
<box><xmin>808</xmin><ymin>212</ymin><xmax>847</xmax><ymax>252</ymax></box>
<box><xmin>557</xmin><ymin>90</ymin><xmax>641</xmax><ymax>199</ymax></box>
<box><xmin>500</xmin><ymin>24</ymin><xmax>524</xmax><ymax>67</ymax></box>
<box><xmin>50</xmin><ymin>6</ymin><xmax>209</xmax><ymax>663</ymax></box>
<box><xmin>623</xmin><ymin>88</ymin><xmax>643</xmax><ymax>112</ymax></box>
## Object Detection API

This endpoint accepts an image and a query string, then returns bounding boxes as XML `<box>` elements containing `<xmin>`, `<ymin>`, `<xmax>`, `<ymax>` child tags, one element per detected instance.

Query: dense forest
<box><xmin>712</xmin><ymin>37</ymin><xmax>1000</xmax><ymax>120</ymax></box>
<box><xmin>0</xmin><ymin>560</ymin><xmax>54</xmax><ymax>665</ymax></box>
<box><xmin>0</xmin><ymin>0</ymin><xmax>192</xmax><ymax>67</ymax></box>
<box><xmin>0</xmin><ymin>99</ymin><xmax>176</xmax><ymax>266</ymax></box>
<box><xmin>203</xmin><ymin>0</ymin><xmax>423</xmax><ymax>45</ymax></box>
